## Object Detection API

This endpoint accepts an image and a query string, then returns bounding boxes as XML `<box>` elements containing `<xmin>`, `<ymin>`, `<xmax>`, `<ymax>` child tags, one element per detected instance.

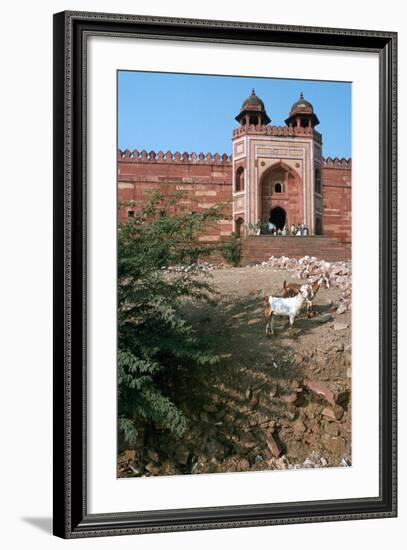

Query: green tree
<box><xmin>118</xmin><ymin>192</ymin><xmax>227</xmax><ymax>446</ymax></box>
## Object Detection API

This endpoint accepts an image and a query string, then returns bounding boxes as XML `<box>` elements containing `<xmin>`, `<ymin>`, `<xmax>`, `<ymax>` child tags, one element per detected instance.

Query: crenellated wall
<box><xmin>118</xmin><ymin>150</ymin><xmax>233</xmax><ymax>242</ymax></box>
<box><xmin>118</xmin><ymin>149</ymin><xmax>232</xmax><ymax>163</ymax></box>
<box><xmin>232</xmin><ymin>124</ymin><xmax>322</xmax><ymax>144</ymax></box>
<box><xmin>322</xmin><ymin>157</ymin><xmax>352</xmax><ymax>244</ymax></box>
<box><xmin>117</xmin><ymin>150</ymin><xmax>351</xmax><ymax>244</ymax></box>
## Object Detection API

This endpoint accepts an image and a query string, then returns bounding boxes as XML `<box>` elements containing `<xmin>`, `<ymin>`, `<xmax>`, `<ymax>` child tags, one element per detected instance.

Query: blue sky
<box><xmin>118</xmin><ymin>71</ymin><xmax>351</xmax><ymax>158</ymax></box>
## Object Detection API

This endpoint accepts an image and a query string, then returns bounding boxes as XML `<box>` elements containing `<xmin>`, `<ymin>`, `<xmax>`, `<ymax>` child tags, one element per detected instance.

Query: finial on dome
<box><xmin>251</xmin><ymin>88</ymin><xmax>256</xmax><ymax>95</ymax></box>
<box><xmin>300</xmin><ymin>91</ymin><xmax>304</xmax><ymax>100</ymax></box>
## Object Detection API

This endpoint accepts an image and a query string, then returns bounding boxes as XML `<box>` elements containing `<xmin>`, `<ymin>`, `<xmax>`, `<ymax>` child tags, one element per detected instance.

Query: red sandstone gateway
<box><xmin>117</xmin><ymin>90</ymin><xmax>351</xmax><ymax>262</ymax></box>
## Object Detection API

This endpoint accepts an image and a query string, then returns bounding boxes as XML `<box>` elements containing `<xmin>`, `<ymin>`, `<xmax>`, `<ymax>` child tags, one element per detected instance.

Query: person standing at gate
<box><xmin>268</xmin><ymin>218</ymin><xmax>276</xmax><ymax>234</ymax></box>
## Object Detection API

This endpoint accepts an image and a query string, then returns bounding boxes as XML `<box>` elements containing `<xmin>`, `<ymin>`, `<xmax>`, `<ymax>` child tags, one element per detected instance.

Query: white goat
<box><xmin>263</xmin><ymin>285</ymin><xmax>310</xmax><ymax>336</ymax></box>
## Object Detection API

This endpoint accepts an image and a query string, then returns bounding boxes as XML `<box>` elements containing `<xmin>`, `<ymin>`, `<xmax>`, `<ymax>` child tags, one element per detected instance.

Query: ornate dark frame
<box><xmin>53</xmin><ymin>10</ymin><xmax>397</xmax><ymax>539</ymax></box>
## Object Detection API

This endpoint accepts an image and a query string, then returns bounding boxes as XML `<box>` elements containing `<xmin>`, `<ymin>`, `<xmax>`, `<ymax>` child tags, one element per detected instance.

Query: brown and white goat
<box><xmin>263</xmin><ymin>285</ymin><xmax>311</xmax><ymax>336</ymax></box>
<box><xmin>282</xmin><ymin>275</ymin><xmax>330</xmax><ymax>318</ymax></box>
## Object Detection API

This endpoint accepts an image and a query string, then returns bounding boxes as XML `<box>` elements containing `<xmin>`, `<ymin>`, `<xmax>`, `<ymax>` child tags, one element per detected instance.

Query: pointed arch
<box><xmin>259</xmin><ymin>161</ymin><xmax>302</xmax><ymax>226</ymax></box>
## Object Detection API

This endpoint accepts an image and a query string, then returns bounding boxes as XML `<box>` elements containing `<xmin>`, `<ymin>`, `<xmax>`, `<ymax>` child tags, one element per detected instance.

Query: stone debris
<box><xmin>322</xmin><ymin>405</ymin><xmax>344</xmax><ymax>421</ymax></box>
<box><xmin>304</xmin><ymin>379</ymin><xmax>347</xmax><ymax>406</ymax></box>
<box><xmin>174</xmin><ymin>446</ymin><xmax>190</xmax><ymax>465</ymax></box>
<box><xmin>340</xmin><ymin>455</ymin><xmax>352</xmax><ymax>467</ymax></box>
<box><xmin>265</xmin><ymin>432</ymin><xmax>282</xmax><ymax>458</ymax></box>
<box><xmin>334</xmin><ymin>321</ymin><xmax>349</xmax><ymax>331</ymax></box>
<box><xmin>163</xmin><ymin>261</ymin><xmax>225</xmax><ymax>273</ymax></box>
<box><xmin>260</xmin><ymin>255</ymin><xmax>352</xmax><ymax>314</ymax></box>
<box><xmin>302</xmin><ymin>451</ymin><xmax>329</xmax><ymax>468</ymax></box>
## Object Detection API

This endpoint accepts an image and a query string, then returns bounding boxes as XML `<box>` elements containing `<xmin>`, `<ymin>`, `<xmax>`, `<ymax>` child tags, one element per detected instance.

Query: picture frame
<box><xmin>53</xmin><ymin>10</ymin><xmax>397</xmax><ymax>539</ymax></box>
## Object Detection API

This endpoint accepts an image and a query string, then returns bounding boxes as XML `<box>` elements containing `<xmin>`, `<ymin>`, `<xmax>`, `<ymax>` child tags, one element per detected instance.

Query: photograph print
<box><xmin>116</xmin><ymin>71</ymin><xmax>352</xmax><ymax>478</ymax></box>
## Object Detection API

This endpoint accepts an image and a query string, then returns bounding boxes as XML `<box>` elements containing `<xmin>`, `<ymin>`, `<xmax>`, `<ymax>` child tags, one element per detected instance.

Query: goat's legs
<box><xmin>289</xmin><ymin>314</ymin><xmax>295</xmax><ymax>329</ymax></box>
<box><xmin>266</xmin><ymin>312</ymin><xmax>274</xmax><ymax>337</ymax></box>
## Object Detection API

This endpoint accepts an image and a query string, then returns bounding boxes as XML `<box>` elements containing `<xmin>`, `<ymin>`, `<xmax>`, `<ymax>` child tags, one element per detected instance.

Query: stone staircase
<box><xmin>240</xmin><ymin>235</ymin><xmax>351</xmax><ymax>265</ymax></box>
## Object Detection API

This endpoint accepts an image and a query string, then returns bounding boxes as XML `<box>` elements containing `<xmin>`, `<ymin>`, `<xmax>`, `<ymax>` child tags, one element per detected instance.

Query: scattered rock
<box><xmin>322</xmin><ymin>405</ymin><xmax>344</xmax><ymax>421</ymax></box>
<box><xmin>144</xmin><ymin>462</ymin><xmax>161</xmax><ymax>475</ymax></box>
<box><xmin>304</xmin><ymin>379</ymin><xmax>347</xmax><ymax>406</ymax></box>
<box><xmin>235</xmin><ymin>458</ymin><xmax>250</xmax><ymax>471</ymax></box>
<box><xmin>323</xmin><ymin>435</ymin><xmax>346</xmax><ymax>455</ymax></box>
<box><xmin>175</xmin><ymin>446</ymin><xmax>190</xmax><ymax>465</ymax></box>
<box><xmin>293</xmin><ymin>419</ymin><xmax>306</xmax><ymax>435</ymax></box>
<box><xmin>128</xmin><ymin>464</ymin><xmax>143</xmax><ymax>476</ymax></box>
<box><xmin>239</xmin><ymin>431</ymin><xmax>258</xmax><ymax>450</ymax></box>
<box><xmin>333</xmin><ymin>405</ymin><xmax>345</xmax><ymax>420</ymax></box>
<box><xmin>291</xmin><ymin>379</ymin><xmax>302</xmax><ymax>390</ymax></box>
<box><xmin>160</xmin><ymin>461</ymin><xmax>178</xmax><ymax>476</ymax></box>
<box><xmin>334</xmin><ymin>321</ymin><xmax>349</xmax><ymax>331</ymax></box>
<box><xmin>325</xmin><ymin>422</ymin><xmax>340</xmax><ymax>436</ymax></box>
<box><xmin>340</xmin><ymin>455</ymin><xmax>352</xmax><ymax>467</ymax></box>
<box><xmin>282</xmin><ymin>392</ymin><xmax>299</xmax><ymax>405</ymax></box>
<box><xmin>122</xmin><ymin>449</ymin><xmax>136</xmax><ymax>463</ymax></box>
<box><xmin>286</xmin><ymin>440</ymin><xmax>302</xmax><ymax>459</ymax></box>
<box><xmin>321</xmin><ymin>407</ymin><xmax>336</xmax><ymax>420</ymax></box>
<box><xmin>302</xmin><ymin>451</ymin><xmax>329</xmax><ymax>468</ymax></box>
<box><xmin>292</xmin><ymin>354</ymin><xmax>304</xmax><ymax>366</ymax></box>
<box><xmin>147</xmin><ymin>449</ymin><xmax>159</xmax><ymax>463</ymax></box>
<box><xmin>265</xmin><ymin>432</ymin><xmax>282</xmax><ymax>458</ymax></box>
<box><xmin>336</xmin><ymin>303</ymin><xmax>348</xmax><ymax>315</ymax></box>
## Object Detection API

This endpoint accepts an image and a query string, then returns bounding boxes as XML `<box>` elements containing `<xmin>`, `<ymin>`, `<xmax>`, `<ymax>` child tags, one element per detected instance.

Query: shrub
<box><xmin>221</xmin><ymin>232</ymin><xmax>241</xmax><ymax>266</ymax></box>
<box><xmin>117</xmin><ymin>192</ymin><xmax>225</xmax><ymax>445</ymax></box>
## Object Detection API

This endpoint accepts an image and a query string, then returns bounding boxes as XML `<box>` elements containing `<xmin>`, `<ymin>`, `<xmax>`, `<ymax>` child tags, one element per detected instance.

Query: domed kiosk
<box><xmin>285</xmin><ymin>92</ymin><xmax>320</xmax><ymax>128</ymax></box>
<box><xmin>235</xmin><ymin>89</ymin><xmax>271</xmax><ymax>127</ymax></box>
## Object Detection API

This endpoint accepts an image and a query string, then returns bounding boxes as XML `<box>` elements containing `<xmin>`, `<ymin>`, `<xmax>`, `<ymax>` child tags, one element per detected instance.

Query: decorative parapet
<box><xmin>232</xmin><ymin>124</ymin><xmax>322</xmax><ymax>143</ymax></box>
<box><xmin>322</xmin><ymin>157</ymin><xmax>352</xmax><ymax>169</ymax></box>
<box><xmin>118</xmin><ymin>149</ymin><xmax>232</xmax><ymax>164</ymax></box>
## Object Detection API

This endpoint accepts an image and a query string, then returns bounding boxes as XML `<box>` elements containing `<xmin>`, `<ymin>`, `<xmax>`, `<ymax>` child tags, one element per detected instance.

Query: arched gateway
<box><xmin>269</xmin><ymin>206</ymin><xmax>286</xmax><ymax>230</ymax></box>
<box><xmin>231</xmin><ymin>90</ymin><xmax>328</xmax><ymax>236</ymax></box>
<box><xmin>260</xmin><ymin>162</ymin><xmax>302</xmax><ymax>229</ymax></box>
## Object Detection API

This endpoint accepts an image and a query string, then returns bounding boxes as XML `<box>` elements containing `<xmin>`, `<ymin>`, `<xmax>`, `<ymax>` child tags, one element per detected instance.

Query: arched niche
<box><xmin>260</xmin><ymin>162</ymin><xmax>301</xmax><ymax>225</ymax></box>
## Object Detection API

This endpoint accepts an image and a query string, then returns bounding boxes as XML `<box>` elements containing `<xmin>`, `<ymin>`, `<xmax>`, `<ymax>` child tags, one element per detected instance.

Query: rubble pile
<box><xmin>162</xmin><ymin>261</ymin><xmax>225</xmax><ymax>274</ymax></box>
<box><xmin>118</xmin><ymin>372</ymin><xmax>352</xmax><ymax>478</ymax></box>
<box><xmin>263</xmin><ymin>255</ymin><xmax>352</xmax><ymax>314</ymax></box>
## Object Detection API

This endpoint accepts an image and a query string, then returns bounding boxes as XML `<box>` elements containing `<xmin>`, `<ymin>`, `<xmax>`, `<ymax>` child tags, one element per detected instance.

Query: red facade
<box><xmin>118</xmin><ymin>150</ymin><xmax>351</xmax><ymax>244</ymax></box>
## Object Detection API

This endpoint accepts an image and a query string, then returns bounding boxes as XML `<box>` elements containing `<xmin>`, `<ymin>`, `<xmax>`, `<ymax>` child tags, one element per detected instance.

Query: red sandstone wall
<box><xmin>117</xmin><ymin>150</ymin><xmax>352</xmax><ymax>244</ymax></box>
<box><xmin>322</xmin><ymin>158</ymin><xmax>352</xmax><ymax>244</ymax></box>
<box><xmin>117</xmin><ymin>150</ymin><xmax>233</xmax><ymax>241</ymax></box>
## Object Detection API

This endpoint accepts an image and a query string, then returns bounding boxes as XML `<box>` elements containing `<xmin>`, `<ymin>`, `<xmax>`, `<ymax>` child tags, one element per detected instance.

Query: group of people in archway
<box><xmin>253</xmin><ymin>206</ymin><xmax>309</xmax><ymax>236</ymax></box>
<box><xmin>255</xmin><ymin>219</ymin><xmax>309</xmax><ymax>236</ymax></box>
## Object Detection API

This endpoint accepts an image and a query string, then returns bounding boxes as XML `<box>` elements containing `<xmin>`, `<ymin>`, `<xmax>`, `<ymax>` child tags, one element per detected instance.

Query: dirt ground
<box><xmin>118</xmin><ymin>264</ymin><xmax>351</xmax><ymax>477</ymax></box>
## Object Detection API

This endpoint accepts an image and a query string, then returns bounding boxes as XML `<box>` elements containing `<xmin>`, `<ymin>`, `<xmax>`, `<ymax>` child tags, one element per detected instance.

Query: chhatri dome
<box><xmin>235</xmin><ymin>89</ymin><xmax>271</xmax><ymax>126</ymax></box>
<box><xmin>240</xmin><ymin>89</ymin><xmax>266</xmax><ymax>110</ymax></box>
<box><xmin>285</xmin><ymin>92</ymin><xmax>320</xmax><ymax>127</ymax></box>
